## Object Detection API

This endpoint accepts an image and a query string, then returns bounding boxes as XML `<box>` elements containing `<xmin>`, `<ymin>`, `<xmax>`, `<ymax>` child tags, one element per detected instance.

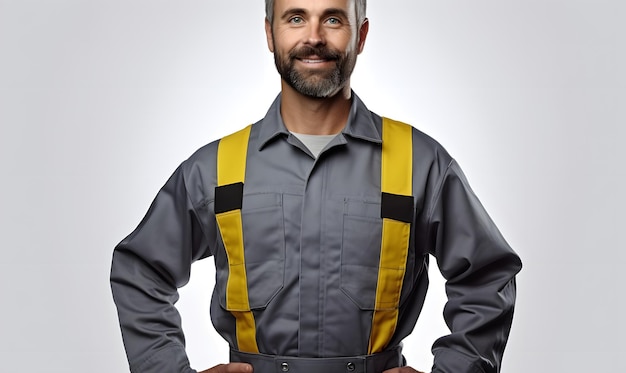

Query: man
<box><xmin>110</xmin><ymin>0</ymin><xmax>522</xmax><ymax>372</ymax></box>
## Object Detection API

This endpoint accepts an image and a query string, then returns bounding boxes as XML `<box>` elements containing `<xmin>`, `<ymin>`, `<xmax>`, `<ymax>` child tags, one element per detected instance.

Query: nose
<box><xmin>305</xmin><ymin>20</ymin><xmax>325</xmax><ymax>46</ymax></box>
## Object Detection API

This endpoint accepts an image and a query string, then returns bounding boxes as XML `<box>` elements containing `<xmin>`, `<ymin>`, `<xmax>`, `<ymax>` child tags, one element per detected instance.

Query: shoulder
<box><xmin>180</xmin><ymin>138</ymin><xmax>219</xmax><ymax>176</ymax></box>
<box><xmin>180</xmin><ymin>124</ymin><xmax>253</xmax><ymax>174</ymax></box>
<box><xmin>410</xmin><ymin>124</ymin><xmax>454</xmax><ymax>172</ymax></box>
<box><xmin>378</xmin><ymin>115</ymin><xmax>454</xmax><ymax>170</ymax></box>
<box><xmin>173</xmin><ymin>136</ymin><xmax>222</xmax><ymax>207</ymax></box>
<box><xmin>177</xmin><ymin>124</ymin><xmax>256</xmax><ymax>203</ymax></box>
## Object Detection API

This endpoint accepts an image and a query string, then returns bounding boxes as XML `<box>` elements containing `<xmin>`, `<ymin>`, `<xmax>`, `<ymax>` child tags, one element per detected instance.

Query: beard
<box><xmin>274</xmin><ymin>44</ymin><xmax>357</xmax><ymax>98</ymax></box>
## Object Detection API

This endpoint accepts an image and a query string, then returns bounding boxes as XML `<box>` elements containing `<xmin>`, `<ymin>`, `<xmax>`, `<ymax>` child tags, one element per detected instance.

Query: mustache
<box><xmin>289</xmin><ymin>45</ymin><xmax>341</xmax><ymax>60</ymax></box>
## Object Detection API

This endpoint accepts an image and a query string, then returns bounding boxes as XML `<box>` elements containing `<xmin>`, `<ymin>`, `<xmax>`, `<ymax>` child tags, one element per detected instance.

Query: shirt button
<box><xmin>346</xmin><ymin>362</ymin><xmax>355</xmax><ymax>371</ymax></box>
<box><xmin>281</xmin><ymin>362</ymin><xmax>290</xmax><ymax>372</ymax></box>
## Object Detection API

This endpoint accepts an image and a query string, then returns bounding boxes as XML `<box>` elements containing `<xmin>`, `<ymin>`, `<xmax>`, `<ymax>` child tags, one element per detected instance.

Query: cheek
<box><xmin>338</xmin><ymin>29</ymin><xmax>358</xmax><ymax>53</ymax></box>
<box><xmin>339</xmin><ymin>38</ymin><xmax>357</xmax><ymax>57</ymax></box>
<box><xmin>274</xmin><ymin>29</ymin><xmax>301</xmax><ymax>46</ymax></box>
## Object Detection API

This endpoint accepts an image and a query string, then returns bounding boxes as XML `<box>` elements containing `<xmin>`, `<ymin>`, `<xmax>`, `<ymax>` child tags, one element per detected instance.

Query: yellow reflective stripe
<box><xmin>216</xmin><ymin>125</ymin><xmax>258</xmax><ymax>353</ymax></box>
<box><xmin>216</xmin><ymin>211</ymin><xmax>249</xmax><ymax>311</ymax></box>
<box><xmin>217</xmin><ymin>125</ymin><xmax>251</xmax><ymax>185</ymax></box>
<box><xmin>233</xmin><ymin>311</ymin><xmax>259</xmax><ymax>353</ymax></box>
<box><xmin>380</xmin><ymin>118</ymin><xmax>413</xmax><ymax>196</ymax></box>
<box><xmin>368</xmin><ymin>118</ymin><xmax>413</xmax><ymax>354</ymax></box>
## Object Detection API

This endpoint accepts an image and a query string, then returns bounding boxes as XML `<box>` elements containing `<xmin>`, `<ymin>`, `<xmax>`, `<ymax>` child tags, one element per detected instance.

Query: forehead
<box><xmin>273</xmin><ymin>0</ymin><xmax>354</xmax><ymax>15</ymax></box>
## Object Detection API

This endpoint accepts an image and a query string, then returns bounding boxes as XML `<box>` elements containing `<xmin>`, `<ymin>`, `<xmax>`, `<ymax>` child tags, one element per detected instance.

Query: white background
<box><xmin>1</xmin><ymin>1</ymin><xmax>624</xmax><ymax>372</ymax></box>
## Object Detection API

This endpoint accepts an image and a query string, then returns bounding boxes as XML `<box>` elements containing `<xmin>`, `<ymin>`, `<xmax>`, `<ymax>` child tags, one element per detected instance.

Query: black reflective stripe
<box><xmin>215</xmin><ymin>182</ymin><xmax>244</xmax><ymax>214</ymax></box>
<box><xmin>380</xmin><ymin>192</ymin><xmax>414</xmax><ymax>223</ymax></box>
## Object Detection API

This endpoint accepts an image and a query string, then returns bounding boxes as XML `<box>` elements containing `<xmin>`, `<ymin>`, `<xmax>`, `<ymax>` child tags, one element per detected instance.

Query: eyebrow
<box><xmin>280</xmin><ymin>7</ymin><xmax>350</xmax><ymax>22</ymax></box>
<box><xmin>280</xmin><ymin>7</ymin><xmax>307</xmax><ymax>20</ymax></box>
<box><xmin>322</xmin><ymin>8</ymin><xmax>350</xmax><ymax>21</ymax></box>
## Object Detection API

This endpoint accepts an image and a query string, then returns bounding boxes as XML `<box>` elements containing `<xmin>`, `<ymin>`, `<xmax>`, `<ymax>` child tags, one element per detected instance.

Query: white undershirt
<box><xmin>291</xmin><ymin>132</ymin><xmax>338</xmax><ymax>158</ymax></box>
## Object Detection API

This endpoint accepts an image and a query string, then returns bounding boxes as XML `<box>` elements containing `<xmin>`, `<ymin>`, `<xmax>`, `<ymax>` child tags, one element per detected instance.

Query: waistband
<box><xmin>230</xmin><ymin>345</ymin><xmax>404</xmax><ymax>373</ymax></box>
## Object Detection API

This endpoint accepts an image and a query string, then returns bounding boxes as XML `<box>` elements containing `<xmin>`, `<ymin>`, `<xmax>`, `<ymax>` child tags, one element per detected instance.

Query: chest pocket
<box><xmin>215</xmin><ymin>118</ymin><xmax>415</xmax><ymax>355</ymax></box>
<box><xmin>239</xmin><ymin>192</ymin><xmax>285</xmax><ymax>309</ymax></box>
<box><xmin>214</xmin><ymin>192</ymin><xmax>285</xmax><ymax>311</ymax></box>
<box><xmin>340</xmin><ymin>198</ymin><xmax>415</xmax><ymax>311</ymax></box>
<box><xmin>340</xmin><ymin>198</ymin><xmax>383</xmax><ymax>308</ymax></box>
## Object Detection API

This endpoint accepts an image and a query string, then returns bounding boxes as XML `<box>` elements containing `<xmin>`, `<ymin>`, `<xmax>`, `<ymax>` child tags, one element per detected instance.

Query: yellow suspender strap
<box><xmin>215</xmin><ymin>125</ymin><xmax>259</xmax><ymax>353</ymax></box>
<box><xmin>368</xmin><ymin>118</ymin><xmax>414</xmax><ymax>354</ymax></box>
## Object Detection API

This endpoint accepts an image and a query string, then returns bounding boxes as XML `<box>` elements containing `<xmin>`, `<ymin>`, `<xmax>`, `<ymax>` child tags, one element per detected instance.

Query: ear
<box><xmin>357</xmin><ymin>18</ymin><xmax>369</xmax><ymax>54</ymax></box>
<box><xmin>265</xmin><ymin>18</ymin><xmax>275</xmax><ymax>53</ymax></box>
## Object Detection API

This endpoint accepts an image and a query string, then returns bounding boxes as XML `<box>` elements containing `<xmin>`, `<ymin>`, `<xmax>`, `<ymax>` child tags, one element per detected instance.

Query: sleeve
<box><xmin>110</xmin><ymin>164</ymin><xmax>211</xmax><ymax>373</ymax></box>
<box><xmin>426</xmin><ymin>160</ymin><xmax>522</xmax><ymax>373</ymax></box>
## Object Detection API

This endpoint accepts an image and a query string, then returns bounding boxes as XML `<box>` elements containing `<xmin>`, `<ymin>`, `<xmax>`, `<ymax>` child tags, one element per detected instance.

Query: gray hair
<box><xmin>265</xmin><ymin>0</ymin><xmax>367</xmax><ymax>26</ymax></box>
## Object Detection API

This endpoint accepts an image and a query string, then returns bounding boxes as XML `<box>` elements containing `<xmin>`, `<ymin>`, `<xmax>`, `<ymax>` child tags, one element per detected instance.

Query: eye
<box><xmin>289</xmin><ymin>16</ymin><xmax>304</xmax><ymax>24</ymax></box>
<box><xmin>326</xmin><ymin>17</ymin><xmax>341</xmax><ymax>25</ymax></box>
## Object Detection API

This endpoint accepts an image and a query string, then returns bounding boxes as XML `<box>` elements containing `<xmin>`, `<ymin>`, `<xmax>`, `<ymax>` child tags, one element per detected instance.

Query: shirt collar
<box><xmin>257</xmin><ymin>92</ymin><xmax>382</xmax><ymax>151</ymax></box>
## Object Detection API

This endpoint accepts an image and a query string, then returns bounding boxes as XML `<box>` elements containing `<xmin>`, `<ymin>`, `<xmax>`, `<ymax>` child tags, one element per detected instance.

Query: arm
<box><xmin>110</xmin><ymin>164</ymin><xmax>210</xmax><ymax>372</ymax></box>
<box><xmin>427</xmin><ymin>160</ymin><xmax>522</xmax><ymax>373</ymax></box>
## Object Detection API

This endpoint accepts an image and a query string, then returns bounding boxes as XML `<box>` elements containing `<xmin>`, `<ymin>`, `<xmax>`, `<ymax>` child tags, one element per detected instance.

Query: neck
<box><xmin>279</xmin><ymin>81</ymin><xmax>352</xmax><ymax>135</ymax></box>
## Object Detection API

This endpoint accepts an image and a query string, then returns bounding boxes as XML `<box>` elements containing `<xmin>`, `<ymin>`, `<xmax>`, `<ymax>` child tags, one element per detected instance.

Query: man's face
<box><xmin>266</xmin><ymin>0</ymin><xmax>368</xmax><ymax>98</ymax></box>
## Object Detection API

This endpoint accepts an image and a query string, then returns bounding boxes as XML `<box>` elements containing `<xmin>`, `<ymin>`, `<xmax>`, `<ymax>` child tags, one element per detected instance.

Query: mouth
<box><xmin>296</xmin><ymin>55</ymin><xmax>335</xmax><ymax>66</ymax></box>
<box><xmin>300</xmin><ymin>58</ymin><xmax>329</xmax><ymax>64</ymax></box>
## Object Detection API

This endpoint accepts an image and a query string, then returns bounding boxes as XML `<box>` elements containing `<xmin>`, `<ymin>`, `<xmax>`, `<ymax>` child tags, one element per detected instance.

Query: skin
<box><xmin>200</xmin><ymin>1</ymin><xmax>424</xmax><ymax>372</ymax></box>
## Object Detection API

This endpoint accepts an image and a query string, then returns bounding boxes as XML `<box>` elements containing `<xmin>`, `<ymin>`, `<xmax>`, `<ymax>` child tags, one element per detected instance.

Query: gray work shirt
<box><xmin>110</xmin><ymin>93</ymin><xmax>522</xmax><ymax>373</ymax></box>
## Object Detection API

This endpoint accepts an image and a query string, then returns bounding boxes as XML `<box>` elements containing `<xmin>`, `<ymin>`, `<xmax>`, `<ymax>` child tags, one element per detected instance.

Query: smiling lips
<box><xmin>297</xmin><ymin>56</ymin><xmax>334</xmax><ymax>65</ymax></box>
